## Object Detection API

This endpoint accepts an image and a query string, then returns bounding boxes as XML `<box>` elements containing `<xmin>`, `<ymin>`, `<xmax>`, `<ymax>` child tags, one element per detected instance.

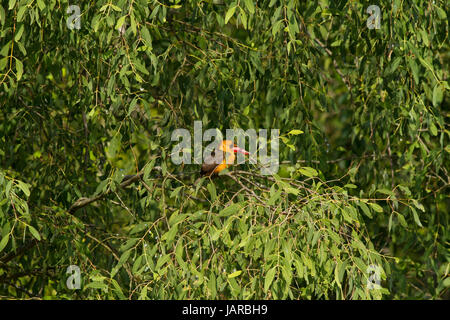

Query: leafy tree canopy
<box><xmin>0</xmin><ymin>0</ymin><xmax>448</xmax><ymax>299</ymax></box>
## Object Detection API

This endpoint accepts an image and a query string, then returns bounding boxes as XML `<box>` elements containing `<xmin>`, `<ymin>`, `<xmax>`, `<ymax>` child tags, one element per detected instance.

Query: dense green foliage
<box><xmin>0</xmin><ymin>0</ymin><xmax>448</xmax><ymax>299</ymax></box>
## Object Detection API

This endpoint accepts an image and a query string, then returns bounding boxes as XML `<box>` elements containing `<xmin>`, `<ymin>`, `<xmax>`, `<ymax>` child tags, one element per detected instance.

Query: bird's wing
<box><xmin>201</xmin><ymin>151</ymin><xmax>221</xmax><ymax>176</ymax></box>
<box><xmin>201</xmin><ymin>160</ymin><xmax>219</xmax><ymax>176</ymax></box>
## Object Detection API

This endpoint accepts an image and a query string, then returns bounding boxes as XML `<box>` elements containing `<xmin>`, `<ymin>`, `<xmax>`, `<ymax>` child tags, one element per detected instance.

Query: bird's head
<box><xmin>220</xmin><ymin>140</ymin><xmax>249</xmax><ymax>155</ymax></box>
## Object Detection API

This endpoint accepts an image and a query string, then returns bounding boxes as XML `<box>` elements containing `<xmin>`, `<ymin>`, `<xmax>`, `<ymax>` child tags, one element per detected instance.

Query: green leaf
<box><xmin>288</xmin><ymin>129</ymin><xmax>304</xmax><ymax>135</ymax></box>
<box><xmin>264</xmin><ymin>266</ymin><xmax>276</xmax><ymax>292</ymax></box>
<box><xmin>353</xmin><ymin>257</ymin><xmax>367</xmax><ymax>273</ymax></box>
<box><xmin>429</xmin><ymin>122</ymin><xmax>438</xmax><ymax>136</ymax></box>
<box><xmin>17</xmin><ymin>180</ymin><xmax>30</xmax><ymax>197</ymax></box>
<box><xmin>243</xmin><ymin>0</ymin><xmax>255</xmax><ymax>14</ymax></box>
<box><xmin>285</xmin><ymin>186</ymin><xmax>299</xmax><ymax>195</ymax></box>
<box><xmin>161</xmin><ymin>225</ymin><xmax>178</xmax><ymax>243</ymax></box>
<box><xmin>267</xmin><ymin>189</ymin><xmax>282</xmax><ymax>205</ymax></box>
<box><xmin>0</xmin><ymin>234</ymin><xmax>9</xmax><ymax>253</ymax></box>
<box><xmin>442</xmin><ymin>277</ymin><xmax>450</xmax><ymax>288</ymax></box>
<box><xmin>155</xmin><ymin>254</ymin><xmax>171</xmax><ymax>270</ymax></box>
<box><xmin>169</xmin><ymin>213</ymin><xmax>189</xmax><ymax>226</ymax></box>
<box><xmin>116</xmin><ymin>15</ymin><xmax>126</xmax><ymax>31</ymax></box>
<box><xmin>133</xmin><ymin>59</ymin><xmax>149</xmax><ymax>75</ymax></box>
<box><xmin>434</xmin><ymin>6</ymin><xmax>447</xmax><ymax>19</ymax></box>
<box><xmin>144</xmin><ymin>159</ymin><xmax>156</xmax><ymax>180</ymax></box>
<box><xmin>281</xmin><ymin>264</ymin><xmax>292</xmax><ymax>286</ymax></box>
<box><xmin>15</xmin><ymin>58</ymin><xmax>23</xmax><ymax>81</ymax></box>
<box><xmin>412</xmin><ymin>200</ymin><xmax>425</xmax><ymax>212</ymax></box>
<box><xmin>418</xmin><ymin>57</ymin><xmax>436</xmax><ymax>77</ymax></box>
<box><xmin>211</xmin><ymin>227</ymin><xmax>221</xmax><ymax>241</ymax></box>
<box><xmin>408</xmin><ymin>58</ymin><xmax>419</xmax><ymax>83</ymax></box>
<box><xmin>299</xmin><ymin>167</ymin><xmax>318</xmax><ymax>177</ymax></box>
<box><xmin>397</xmin><ymin>213</ymin><xmax>408</xmax><ymax>227</ymax></box>
<box><xmin>85</xmin><ymin>281</ymin><xmax>108</xmax><ymax>290</ymax></box>
<box><xmin>369</xmin><ymin>203</ymin><xmax>383</xmax><ymax>213</ymax></box>
<box><xmin>388</xmin><ymin>57</ymin><xmax>402</xmax><ymax>74</ymax></box>
<box><xmin>14</xmin><ymin>24</ymin><xmax>24</xmax><ymax>41</ymax></box>
<box><xmin>132</xmin><ymin>255</ymin><xmax>143</xmax><ymax>274</ymax></box>
<box><xmin>5</xmin><ymin>180</ymin><xmax>12</xmax><ymax>197</ymax></box>
<box><xmin>272</xmin><ymin>20</ymin><xmax>283</xmax><ymax>36</ymax></box>
<box><xmin>111</xmin><ymin>279</ymin><xmax>126</xmax><ymax>299</ymax></box>
<box><xmin>175</xmin><ymin>242</ymin><xmax>186</xmax><ymax>269</ymax></box>
<box><xmin>228</xmin><ymin>270</ymin><xmax>242</xmax><ymax>278</ymax></box>
<box><xmin>0</xmin><ymin>6</ymin><xmax>4</xmax><ymax>26</ymax></box>
<box><xmin>377</xmin><ymin>188</ymin><xmax>395</xmax><ymax>197</ymax></box>
<box><xmin>119</xmin><ymin>249</ymin><xmax>132</xmax><ymax>265</ymax></box>
<box><xmin>218</xmin><ymin>203</ymin><xmax>241</xmax><ymax>217</ymax></box>
<box><xmin>139</xmin><ymin>286</ymin><xmax>148</xmax><ymax>299</ymax></box>
<box><xmin>240</xmin><ymin>8</ymin><xmax>247</xmax><ymax>29</ymax></box>
<box><xmin>141</xmin><ymin>27</ymin><xmax>152</xmax><ymax>46</ymax></box>
<box><xmin>170</xmin><ymin>186</ymin><xmax>183</xmax><ymax>198</ymax></box>
<box><xmin>225</xmin><ymin>6</ymin><xmax>236</xmax><ymax>24</ymax></box>
<box><xmin>285</xmin><ymin>143</ymin><xmax>295</xmax><ymax>151</ymax></box>
<box><xmin>335</xmin><ymin>262</ymin><xmax>342</xmax><ymax>288</ymax></box>
<box><xmin>410</xmin><ymin>207</ymin><xmax>422</xmax><ymax>227</ymax></box>
<box><xmin>110</xmin><ymin>5</ymin><xmax>122</xmax><ymax>12</ymax></box>
<box><xmin>94</xmin><ymin>178</ymin><xmax>109</xmax><ymax>195</ymax></box>
<box><xmin>0</xmin><ymin>57</ymin><xmax>7</xmax><ymax>71</ymax></box>
<box><xmin>120</xmin><ymin>238</ymin><xmax>139</xmax><ymax>252</ymax></box>
<box><xmin>8</xmin><ymin>0</ymin><xmax>16</xmax><ymax>10</ymax></box>
<box><xmin>208</xmin><ymin>275</ymin><xmax>216</xmax><ymax>298</ymax></box>
<box><xmin>16</xmin><ymin>5</ymin><xmax>26</xmax><ymax>22</ymax></box>
<box><xmin>419</xmin><ymin>29</ymin><xmax>429</xmax><ymax>46</ymax></box>
<box><xmin>228</xmin><ymin>277</ymin><xmax>240</xmax><ymax>296</ymax></box>
<box><xmin>130</xmin><ymin>13</ymin><xmax>136</xmax><ymax>34</ymax></box>
<box><xmin>341</xmin><ymin>207</ymin><xmax>353</xmax><ymax>223</ymax></box>
<box><xmin>432</xmin><ymin>85</ymin><xmax>443</xmax><ymax>107</ymax></box>
<box><xmin>36</xmin><ymin>0</ymin><xmax>45</xmax><ymax>10</ymax></box>
<box><xmin>330</xmin><ymin>39</ymin><xmax>342</xmax><ymax>47</ymax></box>
<box><xmin>0</xmin><ymin>41</ymin><xmax>11</xmax><ymax>56</ymax></box>
<box><xmin>207</xmin><ymin>182</ymin><xmax>217</xmax><ymax>202</ymax></box>
<box><xmin>358</xmin><ymin>201</ymin><xmax>372</xmax><ymax>218</ymax></box>
<box><xmin>28</xmin><ymin>225</ymin><xmax>41</xmax><ymax>241</ymax></box>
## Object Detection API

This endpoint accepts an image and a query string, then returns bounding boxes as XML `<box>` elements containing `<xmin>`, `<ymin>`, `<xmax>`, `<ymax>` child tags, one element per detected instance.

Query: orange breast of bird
<box><xmin>212</xmin><ymin>151</ymin><xmax>235</xmax><ymax>174</ymax></box>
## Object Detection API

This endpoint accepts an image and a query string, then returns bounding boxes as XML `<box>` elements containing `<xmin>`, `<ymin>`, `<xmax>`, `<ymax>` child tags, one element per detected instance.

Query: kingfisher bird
<box><xmin>200</xmin><ymin>140</ymin><xmax>249</xmax><ymax>176</ymax></box>
<box><xmin>122</xmin><ymin>140</ymin><xmax>249</xmax><ymax>184</ymax></box>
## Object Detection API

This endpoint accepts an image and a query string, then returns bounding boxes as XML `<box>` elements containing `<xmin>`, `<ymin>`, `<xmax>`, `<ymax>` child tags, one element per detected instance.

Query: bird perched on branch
<box><xmin>122</xmin><ymin>140</ymin><xmax>249</xmax><ymax>184</ymax></box>
<box><xmin>200</xmin><ymin>140</ymin><xmax>249</xmax><ymax>177</ymax></box>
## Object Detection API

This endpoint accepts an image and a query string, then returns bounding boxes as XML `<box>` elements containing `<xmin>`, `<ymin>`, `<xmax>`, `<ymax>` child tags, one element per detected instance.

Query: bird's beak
<box><xmin>232</xmin><ymin>146</ymin><xmax>249</xmax><ymax>155</ymax></box>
